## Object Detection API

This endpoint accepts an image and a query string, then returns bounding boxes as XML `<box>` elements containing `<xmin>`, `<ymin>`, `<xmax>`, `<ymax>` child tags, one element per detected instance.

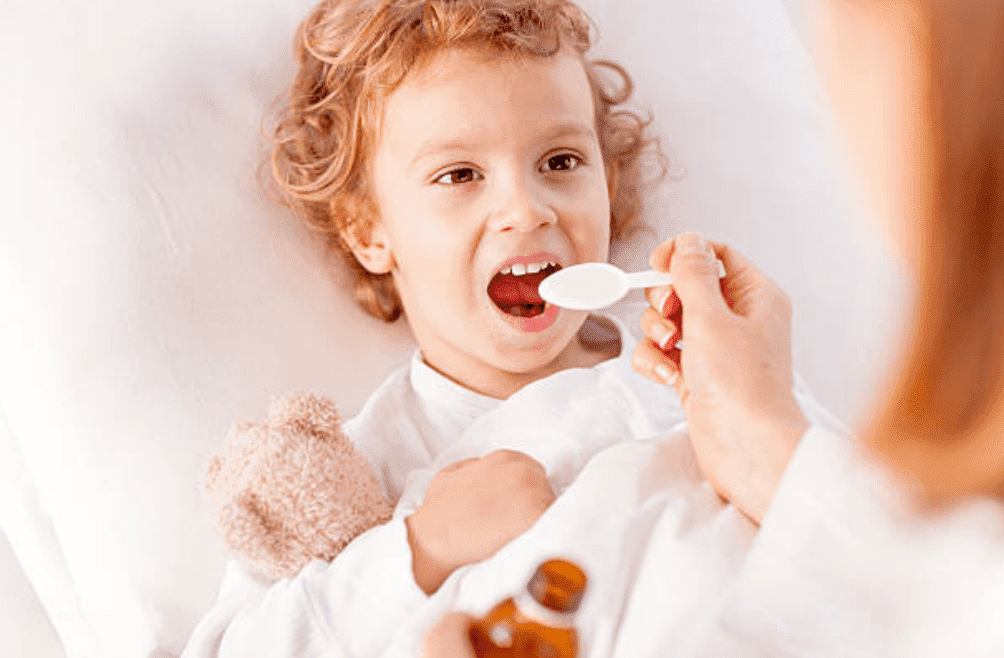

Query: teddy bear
<box><xmin>200</xmin><ymin>391</ymin><xmax>394</xmax><ymax>580</ymax></box>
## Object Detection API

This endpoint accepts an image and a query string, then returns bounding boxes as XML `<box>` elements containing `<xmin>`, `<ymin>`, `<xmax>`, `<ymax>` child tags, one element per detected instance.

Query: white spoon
<box><xmin>538</xmin><ymin>262</ymin><xmax>676</xmax><ymax>310</ymax></box>
<box><xmin>540</xmin><ymin>261</ymin><xmax>727</xmax><ymax>310</ymax></box>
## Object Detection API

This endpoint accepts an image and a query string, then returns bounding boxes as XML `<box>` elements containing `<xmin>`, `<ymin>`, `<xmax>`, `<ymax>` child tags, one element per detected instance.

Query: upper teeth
<box><xmin>500</xmin><ymin>261</ymin><xmax>557</xmax><ymax>276</ymax></box>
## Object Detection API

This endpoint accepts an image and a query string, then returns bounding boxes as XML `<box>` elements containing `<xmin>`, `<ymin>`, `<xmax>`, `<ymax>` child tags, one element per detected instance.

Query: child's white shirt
<box><xmin>344</xmin><ymin>313</ymin><xmax>676</xmax><ymax>502</ymax></box>
<box><xmin>181</xmin><ymin>313</ymin><xmax>691</xmax><ymax>658</ymax></box>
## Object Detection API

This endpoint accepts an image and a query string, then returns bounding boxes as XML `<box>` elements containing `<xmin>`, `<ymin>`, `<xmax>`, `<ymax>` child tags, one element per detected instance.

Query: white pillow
<box><xmin>0</xmin><ymin>0</ymin><xmax>901</xmax><ymax>656</ymax></box>
<box><xmin>0</xmin><ymin>2</ymin><xmax>415</xmax><ymax>656</ymax></box>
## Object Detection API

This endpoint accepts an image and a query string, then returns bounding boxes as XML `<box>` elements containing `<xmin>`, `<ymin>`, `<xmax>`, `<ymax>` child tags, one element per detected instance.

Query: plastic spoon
<box><xmin>540</xmin><ymin>261</ymin><xmax>727</xmax><ymax>310</ymax></box>
<box><xmin>538</xmin><ymin>262</ymin><xmax>676</xmax><ymax>310</ymax></box>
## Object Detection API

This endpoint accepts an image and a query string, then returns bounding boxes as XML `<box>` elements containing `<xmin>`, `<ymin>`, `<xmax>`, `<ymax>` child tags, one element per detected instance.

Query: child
<box><xmin>182</xmin><ymin>0</ymin><xmax>695</xmax><ymax>655</ymax></box>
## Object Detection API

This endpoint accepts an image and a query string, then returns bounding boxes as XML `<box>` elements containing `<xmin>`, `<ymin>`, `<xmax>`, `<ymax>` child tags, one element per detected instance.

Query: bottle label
<box><xmin>514</xmin><ymin>591</ymin><xmax>577</xmax><ymax>629</ymax></box>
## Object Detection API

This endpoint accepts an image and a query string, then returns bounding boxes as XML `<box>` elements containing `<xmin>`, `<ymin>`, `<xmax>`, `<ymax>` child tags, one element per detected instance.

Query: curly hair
<box><xmin>266</xmin><ymin>0</ymin><xmax>667</xmax><ymax>322</ymax></box>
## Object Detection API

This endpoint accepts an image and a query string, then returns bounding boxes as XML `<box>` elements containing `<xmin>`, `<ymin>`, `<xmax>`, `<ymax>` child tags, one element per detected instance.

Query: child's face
<box><xmin>360</xmin><ymin>47</ymin><xmax>612</xmax><ymax>397</ymax></box>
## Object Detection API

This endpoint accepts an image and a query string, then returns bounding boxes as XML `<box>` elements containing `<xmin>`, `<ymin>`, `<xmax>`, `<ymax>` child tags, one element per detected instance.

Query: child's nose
<box><xmin>488</xmin><ymin>178</ymin><xmax>558</xmax><ymax>233</ymax></box>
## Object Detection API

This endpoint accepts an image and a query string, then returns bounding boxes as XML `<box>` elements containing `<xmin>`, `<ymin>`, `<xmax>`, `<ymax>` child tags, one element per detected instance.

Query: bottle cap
<box><xmin>527</xmin><ymin>559</ymin><xmax>587</xmax><ymax>613</ymax></box>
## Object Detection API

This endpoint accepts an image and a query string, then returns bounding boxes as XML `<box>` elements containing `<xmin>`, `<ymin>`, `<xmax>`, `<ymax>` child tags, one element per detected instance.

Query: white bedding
<box><xmin>370</xmin><ymin>369</ymin><xmax>846</xmax><ymax>657</ymax></box>
<box><xmin>380</xmin><ymin>416</ymin><xmax>1004</xmax><ymax>658</ymax></box>
<box><xmin>0</xmin><ymin>0</ymin><xmax>903</xmax><ymax>656</ymax></box>
<box><xmin>384</xmin><ymin>427</ymin><xmax>756</xmax><ymax>658</ymax></box>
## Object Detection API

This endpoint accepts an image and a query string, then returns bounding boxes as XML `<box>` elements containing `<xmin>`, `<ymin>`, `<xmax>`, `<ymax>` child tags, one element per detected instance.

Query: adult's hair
<box><xmin>265</xmin><ymin>0</ymin><xmax>665</xmax><ymax>322</ymax></box>
<box><xmin>866</xmin><ymin>0</ymin><xmax>1004</xmax><ymax>501</ymax></box>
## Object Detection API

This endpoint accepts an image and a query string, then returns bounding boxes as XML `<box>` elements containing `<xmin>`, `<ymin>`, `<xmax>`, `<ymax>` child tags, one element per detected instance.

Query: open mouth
<box><xmin>487</xmin><ymin>261</ymin><xmax>562</xmax><ymax>318</ymax></box>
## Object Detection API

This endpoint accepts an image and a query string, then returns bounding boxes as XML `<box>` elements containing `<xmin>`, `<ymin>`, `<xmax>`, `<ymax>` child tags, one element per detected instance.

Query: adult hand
<box><xmin>631</xmin><ymin>232</ymin><xmax>810</xmax><ymax>524</ymax></box>
<box><xmin>406</xmin><ymin>450</ymin><xmax>556</xmax><ymax>594</ymax></box>
<box><xmin>421</xmin><ymin>612</ymin><xmax>477</xmax><ymax>658</ymax></box>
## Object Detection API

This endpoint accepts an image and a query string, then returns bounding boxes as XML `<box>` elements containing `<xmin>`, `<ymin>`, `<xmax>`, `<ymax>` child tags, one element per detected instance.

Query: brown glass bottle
<box><xmin>469</xmin><ymin>559</ymin><xmax>587</xmax><ymax>658</ymax></box>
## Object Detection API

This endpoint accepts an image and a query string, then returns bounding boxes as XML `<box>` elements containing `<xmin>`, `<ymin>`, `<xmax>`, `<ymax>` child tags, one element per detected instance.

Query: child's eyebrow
<box><xmin>544</xmin><ymin>121</ymin><xmax>597</xmax><ymax>143</ymax></box>
<box><xmin>408</xmin><ymin>121</ymin><xmax>597</xmax><ymax>171</ymax></box>
<box><xmin>409</xmin><ymin>138</ymin><xmax>478</xmax><ymax>170</ymax></box>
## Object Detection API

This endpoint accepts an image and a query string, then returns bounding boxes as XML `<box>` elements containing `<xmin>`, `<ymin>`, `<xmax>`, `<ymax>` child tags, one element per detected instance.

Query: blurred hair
<box><xmin>866</xmin><ymin>0</ymin><xmax>1004</xmax><ymax>501</ymax></box>
<box><xmin>263</xmin><ymin>0</ymin><xmax>667</xmax><ymax>322</ymax></box>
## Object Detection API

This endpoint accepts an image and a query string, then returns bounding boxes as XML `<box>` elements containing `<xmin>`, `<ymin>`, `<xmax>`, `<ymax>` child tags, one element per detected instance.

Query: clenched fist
<box><xmin>406</xmin><ymin>450</ymin><xmax>556</xmax><ymax>594</ymax></box>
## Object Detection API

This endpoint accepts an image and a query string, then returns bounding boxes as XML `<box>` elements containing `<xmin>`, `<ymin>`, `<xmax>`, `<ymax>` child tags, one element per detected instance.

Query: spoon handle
<box><xmin>625</xmin><ymin>270</ymin><xmax>675</xmax><ymax>289</ymax></box>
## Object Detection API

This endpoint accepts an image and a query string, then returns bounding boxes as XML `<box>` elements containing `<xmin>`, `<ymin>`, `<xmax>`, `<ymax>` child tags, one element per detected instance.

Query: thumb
<box><xmin>669</xmin><ymin>233</ymin><xmax>725</xmax><ymax>313</ymax></box>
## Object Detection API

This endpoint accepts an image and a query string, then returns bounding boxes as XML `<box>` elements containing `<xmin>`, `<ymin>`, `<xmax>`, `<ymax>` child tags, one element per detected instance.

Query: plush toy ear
<box><xmin>269</xmin><ymin>392</ymin><xmax>342</xmax><ymax>440</ymax></box>
<box><xmin>202</xmin><ymin>391</ymin><xmax>397</xmax><ymax>581</ymax></box>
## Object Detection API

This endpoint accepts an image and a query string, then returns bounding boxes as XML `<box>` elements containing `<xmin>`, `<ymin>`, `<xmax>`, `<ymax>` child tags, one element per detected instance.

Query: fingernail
<box><xmin>677</xmin><ymin>232</ymin><xmax>707</xmax><ymax>255</ymax></box>
<box><xmin>655</xmin><ymin>364</ymin><xmax>677</xmax><ymax>386</ymax></box>
<box><xmin>653</xmin><ymin>288</ymin><xmax>672</xmax><ymax>315</ymax></box>
<box><xmin>658</xmin><ymin>326</ymin><xmax>674</xmax><ymax>350</ymax></box>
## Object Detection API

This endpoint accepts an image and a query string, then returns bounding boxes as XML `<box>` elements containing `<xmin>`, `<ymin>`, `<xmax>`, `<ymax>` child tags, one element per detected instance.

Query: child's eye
<box><xmin>434</xmin><ymin>168</ymin><xmax>482</xmax><ymax>185</ymax></box>
<box><xmin>541</xmin><ymin>154</ymin><xmax>582</xmax><ymax>173</ymax></box>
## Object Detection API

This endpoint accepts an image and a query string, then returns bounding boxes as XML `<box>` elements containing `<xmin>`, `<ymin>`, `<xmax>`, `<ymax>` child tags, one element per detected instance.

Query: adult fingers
<box><xmin>649</xmin><ymin>236</ymin><xmax>676</xmax><ymax>271</ymax></box>
<box><xmin>639</xmin><ymin>306</ymin><xmax>680</xmax><ymax>351</ymax></box>
<box><xmin>653</xmin><ymin>238</ymin><xmax>761</xmax><ymax>317</ymax></box>
<box><xmin>647</xmin><ymin>239</ymin><xmax>679</xmax><ymax>317</ymax></box>
<box><xmin>655</xmin><ymin>235</ymin><xmax>754</xmax><ymax>282</ymax></box>
<box><xmin>706</xmin><ymin>241</ymin><xmax>776</xmax><ymax>318</ymax></box>
<box><xmin>708</xmin><ymin>240</ymin><xmax>757</xmax><ymax>275</ymax></box>
<box><xmin>669</xmin><ymin>233</ymin><xmax>727</xmax><ymax>315</ymax></box>
<box><xmin>645</xmin><ymin>284</ymin><xmax>681</xmax><ymax>319</ymax></box>
<box><xmin>651</xmin><ymin>234</ymin><xmax>783</xmax><ymax>325</ymax></box>
<box><xmin>631</xmin><ymin>335</ymin><xmax>681</xmax><ymax>386</ymax></box>
<box><xmin>632</xmin><ymin>339</ymin><xmax>688</xmax><ymax>406</ymax></box>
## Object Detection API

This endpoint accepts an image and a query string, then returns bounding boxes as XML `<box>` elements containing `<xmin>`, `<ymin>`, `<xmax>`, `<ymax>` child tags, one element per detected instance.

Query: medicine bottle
<box><xmin>468</xmin><ymin>558</ymin><xmax>587</xmax><ymax>658</ymax></box>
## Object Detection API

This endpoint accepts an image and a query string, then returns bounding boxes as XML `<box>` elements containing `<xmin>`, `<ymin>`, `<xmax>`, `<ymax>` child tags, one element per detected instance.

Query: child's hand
<box><xmin>631</xmin><ymin>232</ymin><xmax>809</xmax><ymax>525</ymax></box>
<box><xmin>406</xmin><ymin>450</ymin><xmax>556</xmax><ymax>594</ymax></box>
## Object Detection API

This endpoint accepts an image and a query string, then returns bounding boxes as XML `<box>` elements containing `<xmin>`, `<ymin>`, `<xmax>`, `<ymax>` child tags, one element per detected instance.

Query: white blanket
<box><xmin>382</xmin><ymin>422</ymin><xmax>1004</xmax><ymax>658</ymax></box>
<box><xmin>381</xmin><ymin>427</ymin><xmax>755</xmax><ymax>658</ymax></box>
<box><xmin>179</xmin><ymin>365</ymin><xmax>849</xmax><ymax>658</ymax></box>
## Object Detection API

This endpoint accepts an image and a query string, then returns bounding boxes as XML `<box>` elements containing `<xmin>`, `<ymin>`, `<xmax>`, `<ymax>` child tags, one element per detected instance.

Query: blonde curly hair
<box><xmin>266</xmin><ymin>0</ymin><xmax>667</xmax><ymax>322</ymax></box>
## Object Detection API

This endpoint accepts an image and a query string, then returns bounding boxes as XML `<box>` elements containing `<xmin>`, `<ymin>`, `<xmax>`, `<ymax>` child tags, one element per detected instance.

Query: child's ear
<box><xmin>342</xmin><ymin>221</ymin><xmax>394</xmax><ymax>275</ymax></box>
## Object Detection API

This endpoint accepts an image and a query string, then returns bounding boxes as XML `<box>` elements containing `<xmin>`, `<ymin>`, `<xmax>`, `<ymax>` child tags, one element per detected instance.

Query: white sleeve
<box><xmin>181</xmin><ymin>517</ymin><xmax>428</xmax><ymax>658</ymax></box>
<box><xmin>696</xmin><ymin>425</ymin><xmax>903</xmax><ymax>657</ymax></box>
<box><xmin>692</xmin><ymin>424</ymin><xmax>1004</xmax><ymax>658</ymax></box>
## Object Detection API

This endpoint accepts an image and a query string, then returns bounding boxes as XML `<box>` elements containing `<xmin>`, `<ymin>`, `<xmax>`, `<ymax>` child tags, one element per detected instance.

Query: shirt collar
<box><xmin>407</xmin><ymin>311</ymin><xmax>633</xmax><ymax>404</ymax></box>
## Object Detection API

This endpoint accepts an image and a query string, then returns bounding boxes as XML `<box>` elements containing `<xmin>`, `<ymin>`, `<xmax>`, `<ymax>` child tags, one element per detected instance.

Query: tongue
<box><xmin>488</xmin><ymin>271</ymin><xmax>548</xmax><ymax>307</ymax></box>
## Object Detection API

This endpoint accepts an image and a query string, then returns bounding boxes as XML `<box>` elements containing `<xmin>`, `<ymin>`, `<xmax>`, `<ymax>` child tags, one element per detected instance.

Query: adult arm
<box><xmin>631</xmin><ymin>233</ymin><xmax>1004</xmax><ymax>655</ymax></box>
<box><xmin>691</xmin><ymin>421</ymin><xmax>1004</xmax><ymax>658</ymax></box>
<box><xmin>632</xmin><ymin>232</ymin><xmax>809</xmax><ymax>524</ymax></box>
